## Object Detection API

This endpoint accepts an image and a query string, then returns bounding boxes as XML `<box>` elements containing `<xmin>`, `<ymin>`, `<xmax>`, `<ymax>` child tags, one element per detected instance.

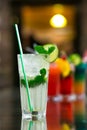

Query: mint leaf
<box><xmin>34</xmin><ymin>45</ymin><xmax>55</xmax><ymax>55</ymax></box>
<box><xmin>28</xmin><ymin>75</ymin><xmax>42</xmax><ymax>87</ymax></box>
<box><xmin>28</xmin><ymin>75</ymin><xmax>46</xmax><ymax>88</ymax></box>
<box><xmin>48</xmin><ymin>46</ymin><xmax>55</xmax><ymax>54</ymax></box>
<box><xmin>35</xmin><ymin>75</ymin><xmax>45</xmax><ymax>84</ymax></box>
<box><xmin>21</xmin><ymin>78</ymin><xmax>26</xmax><ymax>86</ymax></box>
<box><xmin>21</xmin><ymin>68</ymin><xmax>47</xmax><ymax>88</ymax></box>
<box><xmin>40</xmin><ymin>68</ymin><xmax>46</xmax><ymax>77</ymax></box>
<box><xmin>34</xmin><ymin>45</ymin><xmax>47</xmax><ymax>54</ymax></box>
<box><xmin>28</xmin><ymin>79</ymin><xmax>35</xmax><ymax>87</ymax></box>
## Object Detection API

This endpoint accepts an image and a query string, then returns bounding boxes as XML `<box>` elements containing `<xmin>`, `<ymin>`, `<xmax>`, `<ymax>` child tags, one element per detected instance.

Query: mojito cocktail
<box><xmin>17</xmin><ymin>54</ymin><xmax>49</xmax><ymax>118</ymax></box>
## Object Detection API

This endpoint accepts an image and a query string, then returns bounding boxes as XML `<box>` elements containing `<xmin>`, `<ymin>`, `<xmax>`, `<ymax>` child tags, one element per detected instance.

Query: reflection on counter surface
<box><xmin>21</xmin><ymin>118</ymin><xmax>47</xmax><ymax>130</ymax></box>
<box><xmin>74</xmin><ymin>98</ymin><xmax>87</xmax><ymax>130</ymax></box>
<box><xmin>0</xmin><ymin>87</ymin><xmax>87</xmax><ymax>130</ymax></box>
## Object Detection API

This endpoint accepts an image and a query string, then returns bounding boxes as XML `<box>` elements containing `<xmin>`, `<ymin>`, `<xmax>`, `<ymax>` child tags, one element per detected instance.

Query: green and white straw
<box><xmin>15</xmin><ymin>24</ymin><xmax>33</xmax><ymax>112</ymax></box>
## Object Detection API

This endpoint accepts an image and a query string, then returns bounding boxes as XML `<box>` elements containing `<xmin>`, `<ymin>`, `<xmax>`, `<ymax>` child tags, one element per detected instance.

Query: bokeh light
<box><xmin>49</xmin><ymin>14</ymin><xmax>68</xmax><ymax>28</ymax></box>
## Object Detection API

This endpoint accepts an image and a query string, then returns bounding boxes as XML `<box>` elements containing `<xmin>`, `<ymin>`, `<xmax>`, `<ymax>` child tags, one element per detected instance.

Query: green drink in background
<box><xmin>17</xmin><ymin>54</ymin><xmax>49</xmax><ymax>119</ymax></box>
<box><xmin>74</xmin><ymin>63</ymin><xmax>87</xmax><ymax>99</ymax></box>
<box><xmin>68</xmin><ymin>53</ymin><xmax>87</xmax><ymax>99</ymax></box>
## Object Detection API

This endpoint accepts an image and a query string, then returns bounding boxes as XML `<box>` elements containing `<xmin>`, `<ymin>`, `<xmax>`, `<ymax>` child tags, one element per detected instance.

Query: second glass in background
<box><xmin>48</xmin><ymin>62</ymin><xmax>62</xmax><ymax>102</ymax></box>
<box><xmin>74</xmin><ymin>63</ymin><xmax>87</xmax><ymax>99</ymax></box>
<box><xmin>60</xmin><ymin>72</ymin><xmax>75</xmax><ymax>101</ymax></box>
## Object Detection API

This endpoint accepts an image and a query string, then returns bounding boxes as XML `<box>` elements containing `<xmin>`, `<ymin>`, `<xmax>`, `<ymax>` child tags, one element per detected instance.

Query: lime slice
<box><xmin>68</xmin><ymin>54</ymin><xmax>82</xmax><ymax>66</ymax></box>
<box><xmin>43</xmin><ymin>44</ymin><xmax>59</xmax><ymax>62</ymax></box>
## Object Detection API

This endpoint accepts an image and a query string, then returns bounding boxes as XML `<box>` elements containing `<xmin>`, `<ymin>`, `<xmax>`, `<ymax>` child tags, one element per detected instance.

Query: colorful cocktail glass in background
<box><xmin>68</xmin><ymin>53</ymin><xmax>87</xmax><ymax>99</ymax></box>
<box><xmin>55</xmin><ymin>58</ymin><xmax>75</xmax><ymax>101</ymax></box>
<box><xmin>21</xmin><ymin>118</ymin><xmax>47</xmax><ymax>130</ymax></box>
<box><xmin>48</xmin><ymin>62</ymin><xmax>61</xmax><ymax>101</ymax></box>
<box><xmin>60</xmin><ymin>73</ymin><xmax>75</xmax><ymax>101</ymax></box>
<box><xmin>17</xmin><ymin>54</ymin><xmax>49</xmax><ymax>119</ymax></box>
<box><xmin>74</xmin><ymin>63</ymin><xmax>87</xmax><ymax>99</ymax></box>
<box><xmin>74</xmin><ymin>98</ymin><xmax>87</xmax><ymax>130</ymax></box>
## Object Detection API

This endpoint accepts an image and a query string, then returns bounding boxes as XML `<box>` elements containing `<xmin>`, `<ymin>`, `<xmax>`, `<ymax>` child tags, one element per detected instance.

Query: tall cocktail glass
<box><xmin>17</xmin><ymin>54</ymin><xmax>49</xmax><ymax>119</ymax></box>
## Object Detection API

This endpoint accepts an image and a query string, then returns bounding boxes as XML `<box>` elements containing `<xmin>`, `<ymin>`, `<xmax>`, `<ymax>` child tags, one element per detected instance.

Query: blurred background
<box><xmin>0</xmin><ymin>0</ymin><xmax>87</xmax><ymax>129</ymax></box>
<box><xmin>0</xmin><ymin>0</ymin><xmax>87</xmax><ymax>89</ymax></box>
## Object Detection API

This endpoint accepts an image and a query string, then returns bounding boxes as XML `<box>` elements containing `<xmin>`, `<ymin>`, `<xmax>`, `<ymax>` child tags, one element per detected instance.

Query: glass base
<box><xmin>48</xmin><ymin>95</ymin><xmax>63</xmax><ymax>102</ymax></box>
<box><xmin>22</xmin><ymin>110</ymin><xmax>46</xmax><ymax>120</ymax></box>
<box><xmin>60</xmin><ymin>94</ymin><xmax>76</xmax><ymax>102</ymax></box>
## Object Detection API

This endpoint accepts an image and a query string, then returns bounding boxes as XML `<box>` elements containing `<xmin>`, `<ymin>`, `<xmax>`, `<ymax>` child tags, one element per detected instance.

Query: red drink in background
<box><xmin>55</xmin><ymin>58</ymin><xmax>75</xmax><ymax>101</ymax></box>
<box><xmin>60</xmin><ymin>73</ymin><xmax>75</xmax><ymax>101</ymax></box>
<box><xmin>60</xmin><ymin>74</ymin><xmax>74</xmax><ymax>95</ymax></box>
<box><xmin>48</xmin><ymin>62</ymin><xmax>61</xmax><ymax>101</ymax></box>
